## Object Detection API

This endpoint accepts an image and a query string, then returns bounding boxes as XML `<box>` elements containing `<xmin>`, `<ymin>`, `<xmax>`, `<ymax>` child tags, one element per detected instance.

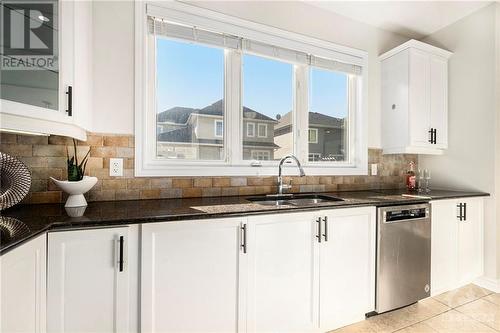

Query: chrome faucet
<box><xmin>277</xmin><ymin>154</ymin><xmax>305</xmax><ymax>195</ymax></box>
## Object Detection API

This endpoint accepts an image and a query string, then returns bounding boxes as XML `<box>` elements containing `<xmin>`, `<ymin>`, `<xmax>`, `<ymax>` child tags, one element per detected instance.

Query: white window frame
<box><xmin>308</xmin><ymin>128</ymin><xmax>318</xmax><ymax>144</ymax></box>
<box><xmin>215</xmin><ymin>120</ymin><xmax>224</xmax><ymax>138</ymax></box>
<box><xmin>246</xmin><ymin>122</ymin><xmax>255</xmax><ymax>137</ymax></box>
<box><xmin>135</xmin><ymin>1</ymin><xmax>368</xmax><ymax>176</ymax></box>
<box><xmin>257</xmin><ymin>123</ymin><xmax>267</xmax><ymax>138</ymax></box>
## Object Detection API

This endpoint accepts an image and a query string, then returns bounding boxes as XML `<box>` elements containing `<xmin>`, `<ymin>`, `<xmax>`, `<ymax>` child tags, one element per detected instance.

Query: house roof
<box><xmin>157</xmin><ymin>100</ymin><xmax>277</xmax><ymax>124</ymax></box>
<box><xmin>275</xmin><ymin>111</ymin><xmax>344</xmax><ymax>129</ymax></box>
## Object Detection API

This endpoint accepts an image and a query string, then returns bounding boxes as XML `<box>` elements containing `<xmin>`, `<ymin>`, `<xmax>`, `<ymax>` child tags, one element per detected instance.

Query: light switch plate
<box><xmin>371</xmin><ymin>163</ymin><xmax>378</xmax><ymax>176</ymax></box>
<box><xmin>110</xmin><ymin>158</ymin><xmax>123</xmax><ymax>177</ymax></box>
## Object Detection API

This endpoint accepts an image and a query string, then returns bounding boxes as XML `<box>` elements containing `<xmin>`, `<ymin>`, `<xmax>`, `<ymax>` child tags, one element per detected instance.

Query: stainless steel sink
<box><xmin>246</xmin><ymin>194</ymin><xmax>344</xmax><ymax>207</ymax></box>
<box><xmin>248</xmin><ymin>199</ymin><xmax>292</xmax><ymax>206</ymax></box>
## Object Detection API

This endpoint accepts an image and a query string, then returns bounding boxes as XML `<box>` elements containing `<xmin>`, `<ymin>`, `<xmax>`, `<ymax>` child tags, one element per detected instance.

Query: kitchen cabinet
<box><xmin>0</xmin><ymin>234</ymin><xmax>47</xmax><ymax>333</ymax></box>
<box><xmin>0</xmin><ymin>0</ymin><xmax>92</xmax><ymax>140</ymax></box>
<box><xmin>430</xmin><ymin>197</ymin><xmax>484</xmax><ymax>296</ymax></box>
<box><xmin>141</xmin><ymin>218</ymin><xmax>245</xmax><ymax>333</ymax></box>
<box><xmin>246</xmin><ymin>212</ymin><xmax>319</xmax><ymax>333</ymax></box>
<box><xmin>380</xmin><ymin>39</ymin><xmax>452</xmax><ymax>155</ymax></box>
<box><xmin>47</xmin><ymin>226</ymin><xmax>139</xmax><ymax>333</ymax></box>
<box><xmin>141</xmin><ymin>208</ymin><xmax>376</xmax><ymax>333</ymax></box>
<box><xmin>318</xmin><ymin>207</ymin><xmax>376</xmax><ymax>331</ymax></box>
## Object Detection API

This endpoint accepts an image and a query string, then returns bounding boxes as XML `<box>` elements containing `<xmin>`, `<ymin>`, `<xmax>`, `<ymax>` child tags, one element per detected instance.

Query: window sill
<box><xmin>135</xmin><ymin>161</ymin><xmax>368</xmax><ymax>177</ymax></box>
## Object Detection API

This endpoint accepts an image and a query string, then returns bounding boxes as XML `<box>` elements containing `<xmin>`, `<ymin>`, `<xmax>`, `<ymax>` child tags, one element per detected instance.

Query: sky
<box><xmin>156</xmin><ymin>38</ymin><xmax>348</xmax><ymax>119</ymax></box>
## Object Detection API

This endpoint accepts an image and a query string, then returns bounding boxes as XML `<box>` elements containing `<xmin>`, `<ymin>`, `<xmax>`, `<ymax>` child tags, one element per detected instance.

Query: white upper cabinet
<box><xmin>0</xmin><ymin>0</ymin><xmax>92</xmax><ymax>140</ymax></box>
<box><xmin>380</xmin><ymin>39</ymin><xmax>452</xmax><ymax>155</ymax></box>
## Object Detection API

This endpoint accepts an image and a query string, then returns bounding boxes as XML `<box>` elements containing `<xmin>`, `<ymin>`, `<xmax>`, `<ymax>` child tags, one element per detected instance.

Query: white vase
<box><xmin>50</xmin><ymin>176</ymin><xmax>98</xmax><ymax>208</ymax></box>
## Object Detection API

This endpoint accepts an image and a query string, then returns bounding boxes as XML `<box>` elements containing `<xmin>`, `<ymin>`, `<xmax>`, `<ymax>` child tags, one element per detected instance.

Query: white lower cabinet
<box><xmin>246</xmin><ymin>212</ymin><xmax>319</xmax><ymax>333</ymax></box>
<box><xmin>140</xmin><ymin>207</ymin><xmax>376</xmax><ymax>333</ymax></box>
<box><xmin>431</xmin><ymin>197</ymin><xmax>484</xmax><ymax>295</ymax></box>
<box><xmin>319</xmin><ymin>207</ymin><xmax>376</xmax><ymax>331</ymax></box>
<box><xmin>0</xmin><ymin>234</ymin><xmax>47</xmax><ymax>333</ymax></box>
<box><xmin>141</xmin><ymin>218</ymin><xmax>245</xmax><ymax>333</ymax></box>
<box><xmin>47</xmin><ymin>226</ymin><xmax>138</xmax><ymax>333</ymax></box>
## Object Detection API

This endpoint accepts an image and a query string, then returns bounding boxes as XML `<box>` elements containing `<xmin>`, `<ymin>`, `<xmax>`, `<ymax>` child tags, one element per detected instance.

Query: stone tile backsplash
<box><xmin>0</xmin><ymin>132</ymin><xmax>417</xmax><ymax>204</ymax></box>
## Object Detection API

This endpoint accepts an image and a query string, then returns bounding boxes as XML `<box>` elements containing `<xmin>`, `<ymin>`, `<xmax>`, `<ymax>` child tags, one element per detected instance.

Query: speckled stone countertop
<box><xmin>0</xmin><ymin>189</ymin><xmax>489</xmax><ymax>254</ymax></box>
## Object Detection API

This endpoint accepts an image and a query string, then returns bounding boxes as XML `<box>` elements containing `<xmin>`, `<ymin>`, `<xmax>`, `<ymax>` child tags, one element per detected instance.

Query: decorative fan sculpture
<box><xmin>0</xmin><ymin>216</ymin><xmax>31</xmax><ymax>244</ymax></box>
<box><xmin>0</xmin><ymin>152</ymin><xmax>31</xmax><ymax>210</ymax></box>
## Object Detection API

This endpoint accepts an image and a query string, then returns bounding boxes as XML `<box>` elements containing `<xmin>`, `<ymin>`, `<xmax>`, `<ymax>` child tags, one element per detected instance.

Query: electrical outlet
<box><xmin>371</xmin><ymin>163</ymin><xmax>378</xmax><ymax>176</ymax></box>
<box><xmin>109</xmin><ymin>158</ymin><xmax>123</xmax><ymax>177</ymax></box>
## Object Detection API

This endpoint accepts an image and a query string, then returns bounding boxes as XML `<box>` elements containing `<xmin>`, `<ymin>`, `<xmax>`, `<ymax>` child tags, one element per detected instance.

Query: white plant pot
<box><xmin>50</xmin><ymin>176</ymin><xmax>98</xmax><ymax>208</ymax></box>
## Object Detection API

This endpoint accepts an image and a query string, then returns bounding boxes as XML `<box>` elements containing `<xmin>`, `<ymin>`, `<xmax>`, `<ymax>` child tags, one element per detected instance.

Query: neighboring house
<box><xmin>274</xmin><ymin>111</ymin><xmax>346</xmax><ymax>161</ymax></box>
<box><xmin>157</xmin><ymin>100</ymin><xmax>279</xmax><ymax>160</ymax></box>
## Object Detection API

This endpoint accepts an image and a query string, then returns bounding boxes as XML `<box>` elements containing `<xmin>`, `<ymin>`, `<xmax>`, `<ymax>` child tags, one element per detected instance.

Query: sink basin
<box><xmin>247</xmin><ymin>194</ymin><xmax>344</xmax><ymax>207</ymax></box>
<box><xmin>248</xmin><ymin>199</ymin><xmax>292</xmax><ymax>206</ymax></box>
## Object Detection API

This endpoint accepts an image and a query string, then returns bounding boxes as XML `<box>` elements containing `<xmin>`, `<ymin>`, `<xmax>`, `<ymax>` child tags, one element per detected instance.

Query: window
<box><xmin>308</xmin><ymin>129</ymin><xmax>318</xmax><ymax>144</ymax></box>
<box><xmin>308</xmin><ymin>67</ymin><xmax>349</xmax><ymax>162</ymax></box>
<box><xmin>155</xmin><ymin>38</ymin><xmax>225</xmax><ymax>161</ymax></box>
<box><xmin>242</xmin><ymin>54</ymin><xmax>292</xmax><ymax>161</ymax></box>
<box><xmin>246</xmin><ymin>122</ymin><xmax>255</xmax><ymax>137</ymax></box>
<box><xmin>215</xmin><ymin>120</ymin><xmax>223</xmax><ymax>137</ymax></box>
<box><xmin>257</xmin><ymin>124</ymin><xmax>268</xmax><ymax>138</ymax></box>
<box><xmin>137</xmin><ymin>2</ymin><xmax>367</xmax><ymax>176</ymax></box>
<box><xmin>251</xmin><ymin>150</ymin><xmax>271</xmax><ymax>161</ymax></box>
<box><xmin>309</xmin><ymin>153</ymin><xmax>322</xmax><ymax>161</ymax></box>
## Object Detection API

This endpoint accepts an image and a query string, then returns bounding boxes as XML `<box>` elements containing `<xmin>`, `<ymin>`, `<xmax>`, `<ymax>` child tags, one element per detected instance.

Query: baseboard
<box><xmin>474</xmin><ymin>276</ymin><xmax>500</xmax><ymax>293</ymax></box>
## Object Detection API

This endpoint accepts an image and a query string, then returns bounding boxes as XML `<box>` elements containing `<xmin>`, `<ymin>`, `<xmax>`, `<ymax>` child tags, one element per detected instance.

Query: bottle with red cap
<box><xmin>406</xmin><ymin>161</ymin><xmax>416</xmax><ymax>191</ymax></box>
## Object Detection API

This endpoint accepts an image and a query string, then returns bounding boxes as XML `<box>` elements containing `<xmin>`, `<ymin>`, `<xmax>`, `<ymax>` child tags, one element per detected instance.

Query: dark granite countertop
<box><xmin>0</xmin><ymin>189</ymin><xmax>489</xmax><ymax>254</ymax></box>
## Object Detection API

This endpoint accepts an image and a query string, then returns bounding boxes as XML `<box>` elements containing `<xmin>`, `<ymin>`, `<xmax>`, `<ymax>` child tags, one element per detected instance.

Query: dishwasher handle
<box><xmin>381</xmin><ymin>205</ymin><xmax>430</xmax><ymax>223</ymax></box>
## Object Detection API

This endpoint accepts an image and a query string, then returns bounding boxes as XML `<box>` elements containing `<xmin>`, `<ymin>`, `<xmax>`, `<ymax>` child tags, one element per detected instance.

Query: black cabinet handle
<box><xmin>433</xmin><ymin>129</ymin><xmax>437</xmax><ymax>144</ymax></box>
<box><xmin>118</xmin><ymin>236</ymin><xmax>124</xmax><ymax>272</ymax></box>
<box><xmin>429</xmin><ymin>128</ymin><xmax>434</xmax><ymax>143</ymax></box>
<box><xmin>457</xmin><ymin>203</ymin><xmax>465</xmax><ymax>221</ymax></box>
<box><xmin>322</xmin><ymin>216</ymin><xmax>328</xmax><ymax>242</ymax></box>
<box><xmin>316</xmin><ymin>217</ymin><xmax>322</xmax><ymax>243</ymax></box>
<box><xmin>463</xmin><ymin>203</ymin><xmax>467</xmax><ymax>221</ymax></box>
<box><xmin>241</xmin><ymin>224</ymin><xmax>247</xmax><ymax>254</ymax></box>
<box><xmin>66</xmin><ymin>86</ymin><xmax>73</xmax><ymax>116</ymax></box>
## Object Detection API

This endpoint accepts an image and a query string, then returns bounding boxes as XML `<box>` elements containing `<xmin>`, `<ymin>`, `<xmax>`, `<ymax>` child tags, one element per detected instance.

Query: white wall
<box><xmin>92</xmin><ymin>1</ymin><xmax>135</xmax><ymax>134</ymax></box>
<box><xmin>418</xmin><ymin>4</ymin><xmax>499</xmax><ymax>280</ymax></box>
<box><xmin>91</xmin><ymin>0</ymin><xmax>409</xmax><ymax>147</ymax></box>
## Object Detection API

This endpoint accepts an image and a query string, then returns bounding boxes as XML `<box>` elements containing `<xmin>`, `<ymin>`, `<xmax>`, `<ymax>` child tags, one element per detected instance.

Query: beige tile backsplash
<box><xmin>0</xmin><ymin>132</ymin><xmax>417</xmax><ymax>204</ymax></box>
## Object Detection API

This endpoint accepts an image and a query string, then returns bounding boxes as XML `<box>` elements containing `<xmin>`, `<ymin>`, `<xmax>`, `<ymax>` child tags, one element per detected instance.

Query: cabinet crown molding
<box><xmin>379</xmin><ymin>39</ymin><xmax>453</xmax><ymax>61</ymax></box>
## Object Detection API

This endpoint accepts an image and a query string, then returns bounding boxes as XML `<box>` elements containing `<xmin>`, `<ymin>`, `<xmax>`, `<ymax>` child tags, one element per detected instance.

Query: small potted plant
<box><xmin>51</xmin><ymin>139</ymin><xmax>98</xmax><ymax>208</ymax></box>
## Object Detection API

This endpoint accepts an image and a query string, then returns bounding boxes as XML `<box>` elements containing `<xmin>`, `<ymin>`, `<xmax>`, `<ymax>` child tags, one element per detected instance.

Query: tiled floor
<box><xmin>331</xmin><ymin>284</ymin><xmax>499</xmax><ymax>333</ymax></box>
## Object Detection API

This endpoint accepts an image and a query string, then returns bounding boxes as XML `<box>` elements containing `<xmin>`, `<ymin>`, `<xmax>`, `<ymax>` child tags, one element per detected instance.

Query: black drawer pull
<box><xmin>118</xmin><ymin>236</ymin><xmax>124</xmax><ymax>272</ymax></box>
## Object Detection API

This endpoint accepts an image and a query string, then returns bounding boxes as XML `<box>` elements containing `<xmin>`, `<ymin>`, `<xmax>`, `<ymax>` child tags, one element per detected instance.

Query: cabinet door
<box><xmin>430</xmin><ymin>56</ymin><xmax>448</xmax><ymax>149</ymax></box>
<box><xmin>319</xmin><ymin>207</ymin><xmax>376</xmax><ymax>331</ymax></box>
<box><xmin>457</xmin><ymin>198</ymin><xmax>483</xmax><ymax>285</ymax></box>
<box><xmin>47</xmin><ymin>227</ymin><xmax>133</xmax><ymax>333</ymax></box>
<box><xmin>409</xmin><ymin>49</ymin><xmax>432</xmax><ymax>147</ymax></box>
<box><xmin>141</xmin><ymin>219</ymin><xmax>244</xmax><ymax>333</ymax></box>
<box><xmin>246</xmin><ymin>212</ymin><xmax>319</xmax><ymax>333</ymax></box>
<box><xmin>430</xmin><ymin>199</ymin><xmax>458</xmax><ymax>295</ymax></box>
<box><xmin>1</xmin><ymin>234</ymin><xmax>46</xmax><ymax>333</ymax></box>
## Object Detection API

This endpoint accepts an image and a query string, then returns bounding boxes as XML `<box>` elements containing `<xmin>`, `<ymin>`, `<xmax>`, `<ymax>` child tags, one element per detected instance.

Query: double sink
<box><xmin>246</xmin><ymin>193</ymin><xmax>344</xmax><ymax>207</ymax></box>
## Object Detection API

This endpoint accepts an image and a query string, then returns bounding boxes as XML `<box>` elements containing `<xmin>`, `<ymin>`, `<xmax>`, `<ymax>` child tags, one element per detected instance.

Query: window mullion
<box><xmin>225</xmin><ymin>49</ymin><xmax>242</xmax><ymax>165</ymax></box>
<box><xmin>294</xmin><ymin>64</ymin><xmax>309</xmax><ymax>164</ymax></box>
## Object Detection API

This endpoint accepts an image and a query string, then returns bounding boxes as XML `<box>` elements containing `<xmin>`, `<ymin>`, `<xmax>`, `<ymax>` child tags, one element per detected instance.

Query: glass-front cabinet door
<box><xmin>0</xmin><ymin>0</ymin><xmax>87</xmax><ymax>138</ymax></box>
<box><xmin>1</xmin><ymin>0</ymin><xmax>60</xmax><ymax>110</ymax></box>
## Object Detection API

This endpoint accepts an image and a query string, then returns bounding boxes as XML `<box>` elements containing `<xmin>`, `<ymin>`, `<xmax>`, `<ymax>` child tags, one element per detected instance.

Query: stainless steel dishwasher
<box><xmin>375</xmin><ymin>203</ymin><xmax>431</xmax><ymax>314</ymax></box>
